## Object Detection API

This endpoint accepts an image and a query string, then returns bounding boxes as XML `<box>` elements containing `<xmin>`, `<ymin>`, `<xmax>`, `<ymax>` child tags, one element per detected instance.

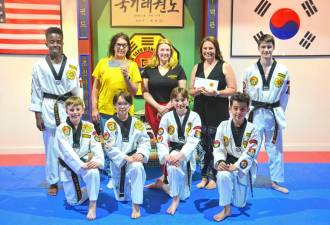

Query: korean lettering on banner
<box><xmin>111</xmin><ymin>0</ymin><xmax>183</xmax><ymax>27</ymax></box>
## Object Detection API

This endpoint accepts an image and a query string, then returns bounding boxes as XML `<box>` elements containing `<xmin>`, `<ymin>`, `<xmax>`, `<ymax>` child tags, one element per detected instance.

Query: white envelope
<box><xmin>194</xmin><ymin>77</ymin><xmax>219</xmax><ymax>91</ymax></box>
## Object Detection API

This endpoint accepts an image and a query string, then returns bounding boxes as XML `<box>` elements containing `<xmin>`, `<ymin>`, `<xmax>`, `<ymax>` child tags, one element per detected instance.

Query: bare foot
<box><xmin>86</xmin><ymin>201</ymin><xmax>96</xmax><ymax>220</ymax></box>
<box><xmin>196</xmin><ymin>178</ymin><xmax>208</xmax><ymax>189</ymax></box>
<box><xmin>167</xmin><ymin>196</ymin><xmax>180</xmax><ymax>215</ymax></box>
<box><xmin>145</xmin><ymin>178</ymin><xmax>164</xmax><ymax>189</ymax></box>
<box><xmin>205</xmin><ymin>179</ymin><xmax>216</xmax><ymax>190</ymax></box>
<box><xmin>213</xmin><ymin>205</ymin><xmax>231</xmax><ymax>222</ymax></box>
<box><xmin>271</xmin><ymin>182</ymin><xmax>289</xmax><ymax>194</ymax></box>
<box><xmin>47</xmin><ymin>184</ymin><xmax>58</xmax><ymax>196</ymax></box>
<box><xmin>131</xmin><ymin>203</ymin><xmax>141</xmax><ymax>219</ymax></box>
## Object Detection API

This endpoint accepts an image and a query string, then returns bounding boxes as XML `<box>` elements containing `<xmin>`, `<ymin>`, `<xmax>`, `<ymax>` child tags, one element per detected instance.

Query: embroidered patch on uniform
<box><xmin>158</xmin><ymin>127</ymin><xmax>164</xmax><ymax>136</ymax></box>
<box><xmin>92</xmin><ymin>131</ymin><xmax>100</xmax><ymax>142</ymax></box>
<box><xmin>107</xmin><ymin>121</ymin><xmax>117</xmax><ymax>131</ymax></box>
<box><xmin>249</xmin><ymin>76</ymin><xmax>258</xmax><ymax>86</ymax></box>
<box><xmin>245</xmin><ymin>132</ymin><xmax>252</xmax><ymax>137</ymax></box>
<box><xmin>167</xmin><ymin>74</ymin><xmax>178</xmax><ymax>80</ymax></box>
<box><xmin>167</xmin><ymin>125</ymin><xmax>175</xmax><ymax>135</ymax></box>
<box><xmin>66</xmin><ymin>70</ymin><xmax>76</xmax><ymax>80</ymax></box>
<box><xmin>62</xmin><ymin>126</ymin><xmax>71</xmax><ymax>136</ymax></box>
<box><xmin>247</xmin><ymin>148</ymin><xmax>256</xmax><ymax>158</ymax></box>
<box><xmin>194</xmin><ymin>130</ymin><xmax>201</xmax><ymax>138</ymax></box>
<box><xmin>223</xmin><ymin>136</ymin><xmax>229</xmax><ymax>147</ymax></box>
<box><xmin>134</xmin><ymin>120</ymin><xmax>144</xmax><ymax>131</ymax></box>
<box><xmin>235</xmin><ymin>147</ymin><xmax>242</xmax><ymax>152</ymax></box>
<box><xmin>82</xmin><ymin>123</ymin><xmax>93</xmax><ymax>133</ymax></box>
<box><xmin>242</xmin><ymin>141</ymin><xmax>248</xmax><ymax>148</ymax></box>
<box><xmin>193</xmin><ymin>125</ymin><xmax>202</xmax><ymax>130</ymax></box>
<box><xmin>103</xmin><ymin>131</ymin><xmax>110</xmax><ymax>141</ymax></box>
<box><xmin>240</xmin><ymin>160</ymin><xmax>248</xmax><ymax>169</ymax></box>
<box><xmin>213</xmin><ymin>140</ymin><xmax>220</xmax><ymax>148</ymax></box>
<box><xmin>157</xmin><ymin>136</ymin><xmax>163</xmax><ymax>143</ymax></box>
<box><xmin>274</xmin><ymin>77</ymin><xmax>284</xmax><ymax>88</ymax></box>
<box><xmin>82</xmin><ymin>133</ymin><xmax>91</xmax><ymax>139</ymax></box>
<box><xmin>69</xmin><ymin>64</ymin><xmax>77</xmax><ymax>71</ymax></box>
<box><xmin>277</xmin><ymin>72</ymin><xmax>286</xmax><ymax>78</ymax></box>
<box><xmin>185</xmin><ymin>122</ymin><xmax>192</xmax><ymax>135</ymax></box>
<box><xmin>249</xmin><ymin>139</ymin><xmax>258</xmax><ymax>145</ymax></box>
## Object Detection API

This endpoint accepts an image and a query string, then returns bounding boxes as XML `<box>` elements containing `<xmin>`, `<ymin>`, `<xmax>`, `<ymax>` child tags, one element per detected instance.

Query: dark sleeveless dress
<box><xmin>193</xmin><ymin>60</ymin><xmax>230</xmax><ymax>180</ymax></box>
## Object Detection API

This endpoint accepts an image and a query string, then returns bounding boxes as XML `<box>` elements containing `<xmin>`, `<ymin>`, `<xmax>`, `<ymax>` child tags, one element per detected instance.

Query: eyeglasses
<box><xmin>115</xmin><ymin>43</ymin><xmax>128</xmax><ymax>49</ymax></box>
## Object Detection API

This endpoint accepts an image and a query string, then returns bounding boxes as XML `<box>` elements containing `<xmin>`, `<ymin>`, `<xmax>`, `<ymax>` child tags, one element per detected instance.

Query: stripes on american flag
<box><xmin>0</xmin><ymin>0</ymin><xmax>61</xmax><ymax>55</ymax></box>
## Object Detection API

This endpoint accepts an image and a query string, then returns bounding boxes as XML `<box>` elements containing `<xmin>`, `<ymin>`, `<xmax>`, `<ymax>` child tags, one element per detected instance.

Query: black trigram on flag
<box><xmin>299</xmin><ymin>31</ymin><xmax>316</xmax><ymax>49</ymax></box>
<box><xmin>141</xmin><ymin>37</ymin><xmax>154</xmax><ymax>46</ymax></box>
<box><xmin>301</xmin><ymin>0</ymin><xmax>318</xmax><ymax>17</ymax></box>
<box><xmin>0</xmin><ymin>0</ymin><xmax>5</xmax><ymax>23</ymax></box>
<box><xmin>253</xmin><ymin>31</ymin><xmax>265</xmax><ymax>44</ymax></box>
<box><xmin>254</xmin><ymin>0</ymin><xmax>271</xmax><ymax>17</ymax></box>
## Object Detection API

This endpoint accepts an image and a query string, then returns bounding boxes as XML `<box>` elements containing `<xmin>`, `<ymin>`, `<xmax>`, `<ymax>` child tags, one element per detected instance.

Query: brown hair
<box><xmin>258</xmin><ymin>34</ymin><xmax>275</xmax><ymax>47</ymax></box>
<box><xmin>65</xmin><ymin>96</ymin><xmax>84</xmax><ymax>109</ymax></box>
<box><xmin>170</xmin><ymin>87</ymin><xmax>189</xmax><ymax>100</ymax></box>
<box><xmin>108</xmin><ymin>32</ymin><xmax>131</xmax><ymax>59</ymax></box>
<box><xmin>229</xmin><ymin>92</ymin><xmax>250</xmax><ymax>107</ymax></box>
<box><xmin>113</xmin><ymin>91</ymin><xmax>133</xmax><ymax>106</ymax></box>
<box><xmin>199</xmin><ymin>36</ymin><xmax>223</xmax><ymax>61</ymax></box>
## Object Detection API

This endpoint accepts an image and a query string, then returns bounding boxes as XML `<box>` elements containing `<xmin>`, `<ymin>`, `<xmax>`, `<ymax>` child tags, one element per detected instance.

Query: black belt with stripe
<box><xmin>43</xmin><ymin>92</ymin><xmax>73</xmax><ymax>126</ymax></box>
<box><xmin>119</xmin><ymin>150</ymin><xmax>137</xmax><ymax>198</ymax></box>
<box><xmin>58</xmin><ymin>158</ymin><xmax>82</xmax><ymax>202</ymax></box>
<box><xmin>248</xmin><ymin>100</ymin><xmax>280</xmax><ymax>143</ymax></box>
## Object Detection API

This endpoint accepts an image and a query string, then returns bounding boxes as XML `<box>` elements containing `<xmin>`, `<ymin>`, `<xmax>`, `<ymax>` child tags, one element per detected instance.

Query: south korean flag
<box><xmin>231</xmin><ymin>0</ymin><xmax>330</xmax><ymax>56</ymax></box>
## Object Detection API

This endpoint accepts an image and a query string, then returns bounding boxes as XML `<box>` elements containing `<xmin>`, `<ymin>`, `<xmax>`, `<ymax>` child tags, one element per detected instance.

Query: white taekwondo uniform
<box><xmin>213</xmin><ymin>119</ymin><xmax>260</xmax><ymax>207</ymax></box>
<box><xmin>243</xmin><ymin>59</ymin><xmax>290</xmax><ymax>183</ymax></box>
<box><xmin>104</xmin><ymin>116</ymin><xmax>150</xmax><ymax>204</ymax></box>
<box><xmin>30</xmin><ymin>55</ymin><xmax>82</xmax><ymax>185</ymax></box>
<box><xmin>55</xmin><ymin>120</ymin><xmax>104</xmax><ymax>205</ymax></box>
<box><xmin>157</xmin><ymin>109</ymin><xmax>201</xmax><ymax>200</ymax></box>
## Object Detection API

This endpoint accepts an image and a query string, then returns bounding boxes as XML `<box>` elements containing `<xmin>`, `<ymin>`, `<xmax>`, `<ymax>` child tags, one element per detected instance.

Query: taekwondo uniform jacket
<box><xmin>55</xmin><ymin>120</ymin><xmax>104</xmax><ymax>182</ymax></box>
<box><xmin>213</xmin><ymin>119</ymin><xmax>260</xmax><ymax>185</ymax></box>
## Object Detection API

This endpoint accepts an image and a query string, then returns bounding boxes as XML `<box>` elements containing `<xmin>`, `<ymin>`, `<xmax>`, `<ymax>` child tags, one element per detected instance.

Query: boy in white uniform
<box><xmin>213</xmin><ymin>92</ymin><xmax>260</xmax><ymax>222</ymax></box>
<box><xmin>55</xmin><ymin>96</ymin><xmax>104</xmax><ymax>220</ymax></box>
<box><xmin>243</xmin><ymin>34</ymin><xmax>290</xmax><ymax>193</ymax></box>
<box><xmin>157</xmin><ymin>87</ymin><xmax>202</xmax><ymax>215</ymax></box>
<box><xmin>104</xmin><ymin>91</ymin><xmax>150</xmax><ymax>219</ymax></box>
<box><xmin>29</xmin><ymin>27</ymin><xmax>82</xmax><ymax>195</ymax></box>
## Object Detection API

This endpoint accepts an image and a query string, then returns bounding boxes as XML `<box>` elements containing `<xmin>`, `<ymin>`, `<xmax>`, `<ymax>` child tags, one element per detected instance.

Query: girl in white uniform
<box><xmin>157</xmin><ymin>87</ymin><xmax>202</xmax><ymax>215</ymax></box>
<box><xmin>104</xmin><ymin>91</ymin><xmax>150</xmax><ymax>219</ymax></box>
<box><xmin>55</xmin><ymin>96</ymin><xmax>104</xmax><ymax>220</ymax></box>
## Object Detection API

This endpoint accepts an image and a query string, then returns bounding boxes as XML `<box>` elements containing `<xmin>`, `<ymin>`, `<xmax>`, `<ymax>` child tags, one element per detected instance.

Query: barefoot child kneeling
<box><xmin>157</xmin><ymin>87</ymin><xmax>202</xmax><ymax>215</ymax></box>
<box><xmin>213</xmin><ymin>92</ymin><xmax>260</xmax><ymax>222</ymax></box>
<box><xmin>55</xmin><ymin>96</ymin><xmax>104</xmax><ymax>220</ymax></box>
<box><xmin>103</xmin><ymin>91</ymin><xmax>151</xmax><ymax>219</ymax></box>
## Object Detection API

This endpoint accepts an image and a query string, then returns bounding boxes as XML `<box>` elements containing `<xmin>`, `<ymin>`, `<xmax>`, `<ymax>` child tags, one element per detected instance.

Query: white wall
<box><xmin>0</xmin><ymin>0</ymin><xmax>78</xmax><ymax>154</ymax></box>
<box><xmin>218</xmin><ymin>0</ymin><xmax>330</xmax><ymax>151</ymax></box>
<box><xmin>0</xmin><ymin>1</ymin><xmax>329</xmax><ymax>154</ymax></box>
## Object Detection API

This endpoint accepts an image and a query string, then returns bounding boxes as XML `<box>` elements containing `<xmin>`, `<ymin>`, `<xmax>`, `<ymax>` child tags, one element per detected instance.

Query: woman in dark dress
<box><xmin>189</xmin><ymin>36</ymin><xmax>237</xmax><ymax>189</ymax></box>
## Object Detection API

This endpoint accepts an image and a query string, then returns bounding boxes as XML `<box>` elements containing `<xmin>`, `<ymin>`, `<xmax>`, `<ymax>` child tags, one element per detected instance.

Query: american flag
<box><xmin>0</xmin><ymin>0</ymin><xmax>61</xmax><ymax>55</ymax></box>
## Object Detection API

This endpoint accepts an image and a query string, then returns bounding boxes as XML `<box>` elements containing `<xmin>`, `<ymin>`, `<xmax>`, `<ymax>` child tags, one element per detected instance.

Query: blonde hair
<box><xmin>170</xmin><ymin>87</ymin><xmax>188</xmax><ymax>100</ymax></box>
<box><xmin>148</xmin><ymin>38</ymin><xmax>178</xmax><ymax>69</ymax></box>
<box><xmin>65</xmin><ymin>96</ymin><xmax>84</xmax><ymax>109</ymax></box>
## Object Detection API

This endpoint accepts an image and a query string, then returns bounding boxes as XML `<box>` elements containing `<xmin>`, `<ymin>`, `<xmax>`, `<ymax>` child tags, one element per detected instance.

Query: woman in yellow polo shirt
<box><xmin>91</xmin><ymin>32</ymin><xmax>142</xmax><ymax>189</ymax></box>
<box><xmin>92</xmin><ymin>32</ymin><xmax>142</xmax><ymax>130</ymax></box>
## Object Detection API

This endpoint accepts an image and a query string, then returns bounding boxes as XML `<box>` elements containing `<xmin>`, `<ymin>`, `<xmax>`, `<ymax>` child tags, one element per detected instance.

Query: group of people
<box><xmin>29</xmin><ymin>27</ymin><xmax>290</xmax><ymax>221</ymax></box>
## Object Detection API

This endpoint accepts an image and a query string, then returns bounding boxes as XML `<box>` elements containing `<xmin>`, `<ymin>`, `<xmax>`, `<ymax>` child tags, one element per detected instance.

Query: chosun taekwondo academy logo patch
<box><xmin>129</xmin><ymin>34</ymin><xmax>179</xmax><ymax>69</ymax></box>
